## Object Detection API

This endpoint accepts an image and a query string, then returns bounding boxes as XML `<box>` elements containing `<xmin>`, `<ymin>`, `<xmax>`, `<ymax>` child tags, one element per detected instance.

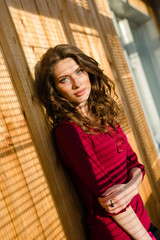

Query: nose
<box><xmin>71</xmin><ymin>76</ymin><xmax>81</xmax><ymax>89</ymax></box>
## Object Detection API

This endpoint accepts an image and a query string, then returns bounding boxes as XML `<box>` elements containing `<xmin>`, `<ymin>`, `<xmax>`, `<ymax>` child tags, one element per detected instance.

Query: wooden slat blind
<box><xmin>6</xmin><ymin>0</ymin><xmax>68</xmax><ymax>75</ymax></box>
<box><xmin>0</xmin><ymin>1</ymin><xmax>86</xmax><ymax>239</ymax></box>
<box><xmin>0</xmin><ymin>46</ymin><xmax>66</xmax><ymax>239</ymax></box>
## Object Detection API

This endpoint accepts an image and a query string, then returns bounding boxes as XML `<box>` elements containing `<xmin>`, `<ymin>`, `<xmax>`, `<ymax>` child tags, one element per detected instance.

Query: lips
<box><xmin>74</xmin><ymin>88</ymin><xmax>85</xmax><ymax>97</ymax></box>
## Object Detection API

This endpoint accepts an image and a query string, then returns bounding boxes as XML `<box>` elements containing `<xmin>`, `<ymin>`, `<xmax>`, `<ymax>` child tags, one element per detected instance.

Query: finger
<box><xmin>107</xmin><ymin>205</ymin><xmax>126</xmax><ymax>214</ymax></box>
<box><xmin>99</xmin><ymin>201</ymin><xmax>111</xmax><ymax>208</ymax></box>
<box><xmin>100</xmin><ymin>193</ymin><xmax>117</xmax><ymax>203</ymax></box>
<box><xmin>103</xmin><ymin>187</ymin><xmax>124</xmax><ymax>198</ymax></box>
<box><xmin>106</xmin><ymin>207</ymin><xmax>121</xmax><ymax>214</ymax></box>
<box><xmin>99</xmin><ymin>198</ymin><xmax>115</xmax><ymax>208</ymax></box>
<box><xmin>99</xmin><ymin>196</ymin><xmax>130</xmax><ymax>210</ymax></box>
<box><xmin>102</xmin><ymin>187</ymin><xmax>119</xmax><ymax>196</ymax></box>
<box><xmin>98</xmin><ymin>196</ymin><xmax>111</xmax><ymax>203</ymax></box>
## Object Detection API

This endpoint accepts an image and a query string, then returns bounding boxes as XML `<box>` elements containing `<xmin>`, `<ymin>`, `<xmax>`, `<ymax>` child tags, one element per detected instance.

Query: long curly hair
<box><xmin>35</xmin><ymin>44</ymin><xmax>119</xmax><ymax>133</ymax></box>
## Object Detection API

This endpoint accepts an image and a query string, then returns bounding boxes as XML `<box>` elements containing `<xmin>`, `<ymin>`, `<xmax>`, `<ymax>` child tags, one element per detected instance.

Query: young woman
<box><xmin>35</xmin><ymin>44</ymin><xmax>160</xmax><ymax>240</ymax></box>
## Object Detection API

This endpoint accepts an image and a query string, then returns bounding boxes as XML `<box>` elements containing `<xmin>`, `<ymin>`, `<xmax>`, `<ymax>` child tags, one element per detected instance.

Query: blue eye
<box><xmin>77</xmin><ymin>69</ymin><xmax>83</xmax><ymax>74</ymax></box>
<box><xmin>59</xmin><ymin>77</ymin><xmax>68</xmax><ymax>83</ymax></box>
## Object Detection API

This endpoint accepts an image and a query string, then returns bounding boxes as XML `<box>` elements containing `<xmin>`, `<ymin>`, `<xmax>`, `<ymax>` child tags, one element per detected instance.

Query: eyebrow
<box><xmin>57</xmin><ymin>66</ymin><xmax>81</xmax><ymax>81</ymax></box>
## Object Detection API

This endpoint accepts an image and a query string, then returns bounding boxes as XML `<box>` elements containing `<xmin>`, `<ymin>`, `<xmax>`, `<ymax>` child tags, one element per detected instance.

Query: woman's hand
<box><xmin>98</xmin><ymin>167</ymin><xmax>143</xmax><ymax>214</ymax></box>
<box><xmin>98</xmin><ymin>182</ymin><xmax>137</xmax><ymax>214</ymax></box>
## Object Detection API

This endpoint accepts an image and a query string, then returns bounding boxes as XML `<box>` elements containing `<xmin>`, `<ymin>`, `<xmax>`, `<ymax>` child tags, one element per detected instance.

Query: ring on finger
<box><xmin>110</xmin><ymin>200</ymin><xmax>114</xmax><ymax>208</ymax></box>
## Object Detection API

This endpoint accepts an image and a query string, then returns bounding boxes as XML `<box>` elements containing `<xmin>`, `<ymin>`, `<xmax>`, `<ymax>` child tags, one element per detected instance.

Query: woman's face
<box><xmin>53</xmin><ymin>57</ymin><xmax>91</xmax><ymax>109</ymax></box>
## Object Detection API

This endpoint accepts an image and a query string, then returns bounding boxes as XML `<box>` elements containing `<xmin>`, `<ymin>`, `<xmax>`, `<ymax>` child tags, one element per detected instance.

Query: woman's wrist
<box><xmin>113</xmin><ymin>206</ymin><xmax>152</xmax><ymax>240</ymax></box>
<box><xmin>126</xmin><ymin>176</ymin><xmax>139</xmax><ymax>198</ymax></box>
<box><xmin>127</xmin><ymin>168</ymin><xmax>143</xmax><ymax>198</ymax></box>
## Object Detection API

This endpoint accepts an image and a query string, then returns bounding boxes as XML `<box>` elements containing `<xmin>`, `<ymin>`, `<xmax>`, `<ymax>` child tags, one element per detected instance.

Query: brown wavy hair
<box><xmin>35</xmin><ymin>44</ymin><xmax>119</xmax><ymax>133</ymax></box>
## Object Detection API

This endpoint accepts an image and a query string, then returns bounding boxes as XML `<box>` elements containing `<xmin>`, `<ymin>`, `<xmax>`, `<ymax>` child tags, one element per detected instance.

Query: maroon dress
<box><xmin>55</xmin><ymin>121</ymin><xmax>150</xmax><ymax>240</ymax></box>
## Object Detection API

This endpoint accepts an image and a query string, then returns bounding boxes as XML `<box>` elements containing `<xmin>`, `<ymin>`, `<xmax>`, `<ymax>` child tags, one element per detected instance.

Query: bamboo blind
<box><xmin>5</xmin><ymin>0</ymin><xmax>68</xmax><ymax>76</ymax></box>
<box><xmin>0</xmin><ymin>1</ymin><xmax>86</xmax><ymax>239</ymax></box>
<box><xmin>0</xmin><ymin>45</ymin><xmax>66</xmax><ymax>239</ymax></box>
<box><xmin>0</xmin><ymin>0</ymin><xmax>160</xmax><ymax>239</ymax></box>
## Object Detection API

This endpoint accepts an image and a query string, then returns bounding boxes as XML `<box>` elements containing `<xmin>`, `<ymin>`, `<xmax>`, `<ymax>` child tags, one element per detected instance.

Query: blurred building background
<box><xmin>0</xmin><ymin>0</ymin><xmax>160</xmax><ymax>239</ymax></box>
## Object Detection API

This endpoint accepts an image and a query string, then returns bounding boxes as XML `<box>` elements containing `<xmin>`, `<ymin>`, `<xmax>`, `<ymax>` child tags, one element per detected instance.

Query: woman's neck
<box><xmin>77</xmin><ymin>101</ymin><xmax>89</xmax><ymax>118</ymax></box>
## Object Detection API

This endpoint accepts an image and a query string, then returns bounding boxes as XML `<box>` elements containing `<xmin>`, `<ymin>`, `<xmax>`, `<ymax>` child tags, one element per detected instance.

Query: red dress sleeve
<box><xmin>116</xmin><ymin>125</ymin><xmax>145</xmax><ymax>180</ymax></box>
<box><xmin>55</xmin><ymin>122</ymin><xmax>114</xmax><ymax>197</ymax></box>
<box><xmin>127</xmin><ymin>143</ymin><xmax>145</xmax><ymax>180</ymax></box>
